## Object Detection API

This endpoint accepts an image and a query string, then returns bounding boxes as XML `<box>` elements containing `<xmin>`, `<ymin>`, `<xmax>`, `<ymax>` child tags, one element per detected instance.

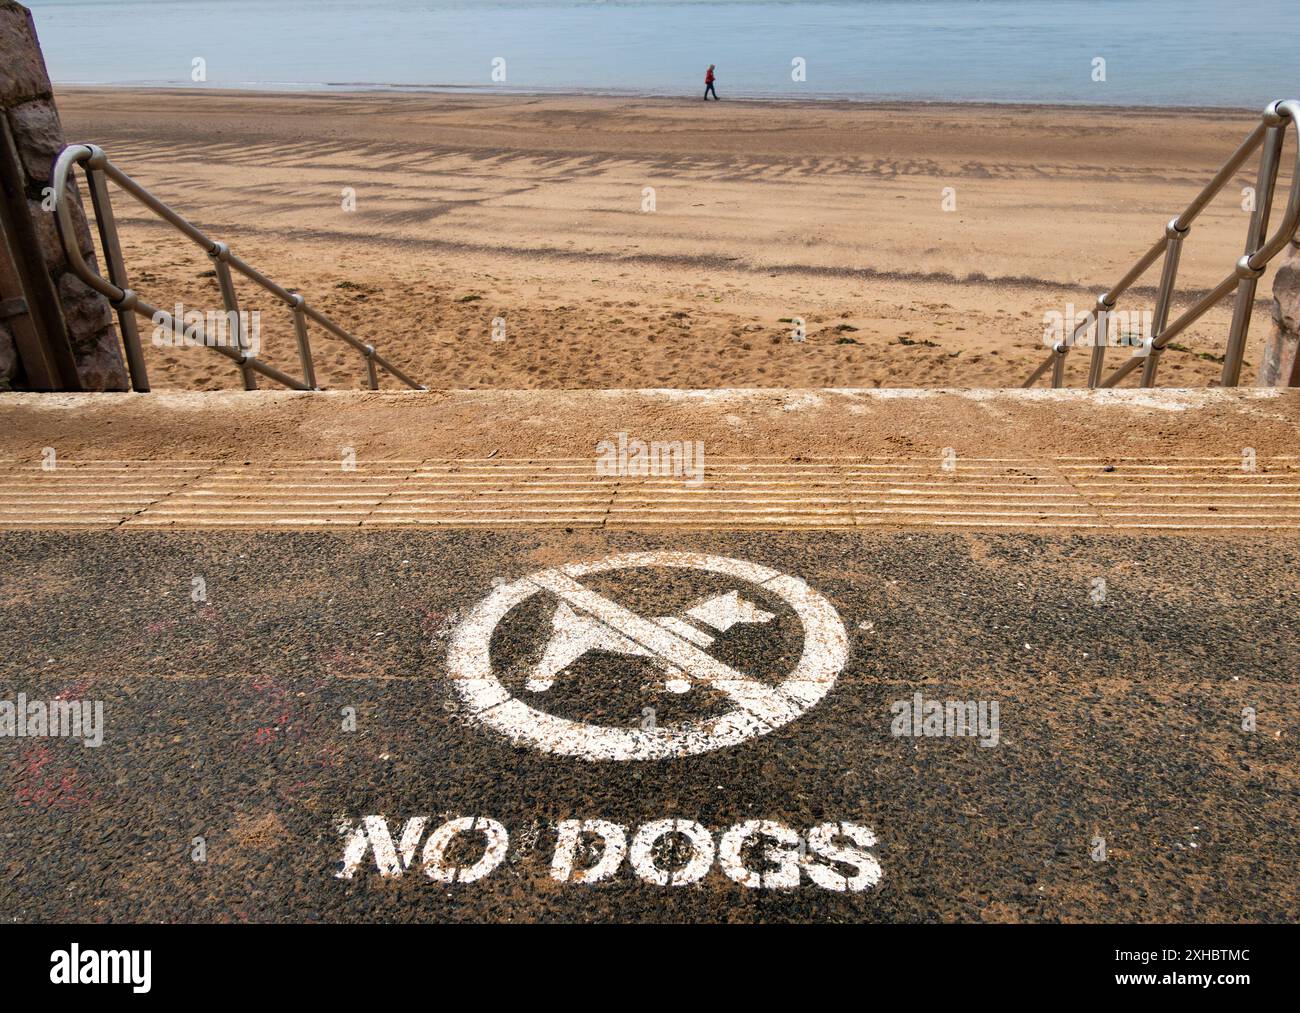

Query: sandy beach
<box><xmin>54</xmin><ymin>88</ymin><xmax>1286</xmax><ymax>390</ymax></box>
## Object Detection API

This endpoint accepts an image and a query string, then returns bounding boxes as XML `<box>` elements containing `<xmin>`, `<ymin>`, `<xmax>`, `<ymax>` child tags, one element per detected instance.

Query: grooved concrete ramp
<box><xmin>2</xmin><ymin>456</ymin><xmax>1300</xmax><ymax>530</ymax></box>
<box><xmin>1</xmin><ymin>387</ymin><xmax>1298</xmax><ymax>531</ymax></box>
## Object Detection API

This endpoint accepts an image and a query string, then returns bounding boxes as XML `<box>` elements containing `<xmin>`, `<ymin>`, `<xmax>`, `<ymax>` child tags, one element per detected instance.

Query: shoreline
<box><xmin>50</xmin><ymin>83</ymin><xmax>1270</xmax><ymax>118</ymax></box>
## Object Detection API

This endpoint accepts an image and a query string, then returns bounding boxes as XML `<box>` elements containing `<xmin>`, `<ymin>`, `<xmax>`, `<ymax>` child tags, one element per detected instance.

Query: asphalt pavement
<box><xmin>0</xmin><ymin>529</ymin><xmax>1296</xmax><ymax>922</ymax></box>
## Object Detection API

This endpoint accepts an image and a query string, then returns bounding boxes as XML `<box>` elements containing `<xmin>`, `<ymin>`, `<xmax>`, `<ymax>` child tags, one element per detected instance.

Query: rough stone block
<box><xmin>8</xmin><ymin>97</ymin><xmax>63</xmax><ymax>185</ymax></box>
<box><xmin>59</xmin><ymin>269</ymin><xmax>113</xmax><ymax>338</ymax></box>
<box><xmin>70</xmin><ymin>325</ymin><xmax>129</xmax><ymax>391</ymax></box>
<box><xmin>0</xmin><ymin>4</ymin><xmax>53</xmax><ymax>105</ymax></box>
<box><xmin>25</xmin><ymin>194</ymin><xmax>65</xmax><ymax>270</ymax></box>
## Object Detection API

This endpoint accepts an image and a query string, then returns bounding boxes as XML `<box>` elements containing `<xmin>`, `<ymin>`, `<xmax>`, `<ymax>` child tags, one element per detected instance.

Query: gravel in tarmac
<box><xmin>0</xmin><ymin>530</ymin><xmax>1296</xmax><ymax>922</ymax></box>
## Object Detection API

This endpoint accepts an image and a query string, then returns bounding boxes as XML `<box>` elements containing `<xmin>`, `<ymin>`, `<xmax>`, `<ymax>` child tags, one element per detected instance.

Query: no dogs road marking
<box><xmin>447</xmin><ymin>551</ymin><xmax>849</xmax><ymax>760</ymax></box>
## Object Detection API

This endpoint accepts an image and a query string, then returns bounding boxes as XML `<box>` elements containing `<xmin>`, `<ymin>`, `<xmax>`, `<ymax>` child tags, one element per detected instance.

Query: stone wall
<box><xmin>1258</xmin><ymin>239</ymin><xmax>1300</xmax><ymax>387</ymax></box>
<box><xmin>0</xmin><ymin>1</ymin><xmax>127</xmax><ymax>390</ymax></box>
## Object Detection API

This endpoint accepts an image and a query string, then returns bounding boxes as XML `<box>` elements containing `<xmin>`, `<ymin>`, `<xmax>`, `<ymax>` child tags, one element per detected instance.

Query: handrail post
<box><xmin>289</xmin><ymin>294</ymin><xmax>318</xmax><ymax>389</ymax></box>
<box><xmin>364</xmin><ymin>344</ymin><xmax>379</xmax><ymax>390</ymax></box>
<box><xmin>1086</xmin><ymin>295</ymin><xmax>1112</xmax><ymax>388</ymax></box>
<box><xmin>1054</xmin><ymin>307</ymin><xmax>1099</xmax><ymax>388</ymax></box>
<box><xmin>1050</xmin><ymin>343</ymin><xmax>1066</xmax><ymax>387</ymax></box>
<box><xmin>83</xmin><ymin>155</ymin><xmax>149</xmax><ymax>391</ymax></box>
<box><xmin>1141</xmin><ymin>219</ymin><xmax>1190</xmax><ymax>387</ymax></box>
<box><xmin>209</xmin><ymin>241</ymin><xmax>256</xmax><ymax>390</ymax></box>
<box><xmin>1221</xmin><ymin>116</ymin><xmax>1285</xmax><ymax>386</ymax></box>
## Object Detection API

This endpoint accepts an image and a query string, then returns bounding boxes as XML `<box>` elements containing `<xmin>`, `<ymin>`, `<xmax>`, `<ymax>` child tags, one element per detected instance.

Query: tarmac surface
<box><xmin>1</xmin><ymin>528</ymin><xmax>1297</xmax><ymax>923</ymax></box>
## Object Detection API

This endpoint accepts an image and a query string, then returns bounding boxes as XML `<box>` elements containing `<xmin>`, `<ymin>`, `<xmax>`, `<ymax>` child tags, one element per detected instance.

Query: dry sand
<box><xmin>54</xmin><ymin>88</ymin><xmax>1291</xmax><ymax>391</ymax></box>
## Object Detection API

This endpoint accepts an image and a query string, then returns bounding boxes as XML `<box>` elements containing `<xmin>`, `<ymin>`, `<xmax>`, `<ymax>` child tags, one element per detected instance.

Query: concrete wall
<box><xmin>0</xmin><ymin>1</ymin><xmax>127</xmax><ymax>390</ymax></box>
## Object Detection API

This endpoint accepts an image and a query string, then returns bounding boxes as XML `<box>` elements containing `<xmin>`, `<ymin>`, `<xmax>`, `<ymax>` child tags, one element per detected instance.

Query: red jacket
<box><xmin>705</xmin><ymin>69</ymin><xmax>715</xmax><ymax>83</ymax></box>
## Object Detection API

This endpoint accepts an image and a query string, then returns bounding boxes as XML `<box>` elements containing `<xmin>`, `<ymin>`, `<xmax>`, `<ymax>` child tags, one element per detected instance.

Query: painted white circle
<box><xmin>446</xmin><ymin>551</ymin><xmax>848</xmax><ymax>761</ymax></box>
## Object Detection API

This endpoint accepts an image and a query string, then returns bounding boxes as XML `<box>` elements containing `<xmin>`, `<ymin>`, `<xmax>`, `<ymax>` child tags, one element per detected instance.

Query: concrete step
<box><xmin>1</xmin><ymin>388</ymin><xmax>1297</xmax><ymax>531</ymax></box>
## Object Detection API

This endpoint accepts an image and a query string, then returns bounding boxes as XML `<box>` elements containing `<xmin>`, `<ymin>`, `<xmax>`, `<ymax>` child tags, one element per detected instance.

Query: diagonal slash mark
<box><xmin>447</xmin><ymin>551</ymin><xmax>847</xmax><ymax>761</ymax></box>
<box><xmin>524</xmin><ymin>570</ymin><xmax>802</xmax><ymax>728</ymax></box>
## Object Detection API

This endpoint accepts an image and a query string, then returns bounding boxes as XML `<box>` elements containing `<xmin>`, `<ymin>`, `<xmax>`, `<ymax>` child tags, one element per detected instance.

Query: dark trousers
<box><xmin>704</xmin><ymin>82</ymin><xmax>717</xmax><ymax>100</ymax></box>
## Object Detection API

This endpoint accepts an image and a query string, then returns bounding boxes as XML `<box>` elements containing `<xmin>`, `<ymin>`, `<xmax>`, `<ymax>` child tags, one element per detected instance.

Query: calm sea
<box><xmin>23</xmin><ymin>0</ymin><xmax>1300</xmax><ymax>108</ymax></box>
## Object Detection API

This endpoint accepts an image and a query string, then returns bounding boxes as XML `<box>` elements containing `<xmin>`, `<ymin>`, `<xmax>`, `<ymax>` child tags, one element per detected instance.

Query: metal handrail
<box><xmin>50</xmin><ymin>143</ymin><xmax>426</xmax><ymax>392</ymax></box>
<box><xmin>1024</xmin><ymin>99</ymin><xmax>1300</xmax><ymax>390</ymax></box>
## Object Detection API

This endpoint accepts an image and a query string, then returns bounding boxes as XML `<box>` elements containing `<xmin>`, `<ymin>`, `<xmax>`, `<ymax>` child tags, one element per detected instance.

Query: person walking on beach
<box><xmin>704</xmin><ymin>64</ymin><xmax>718</xmax><ymax>101</ymax></box>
